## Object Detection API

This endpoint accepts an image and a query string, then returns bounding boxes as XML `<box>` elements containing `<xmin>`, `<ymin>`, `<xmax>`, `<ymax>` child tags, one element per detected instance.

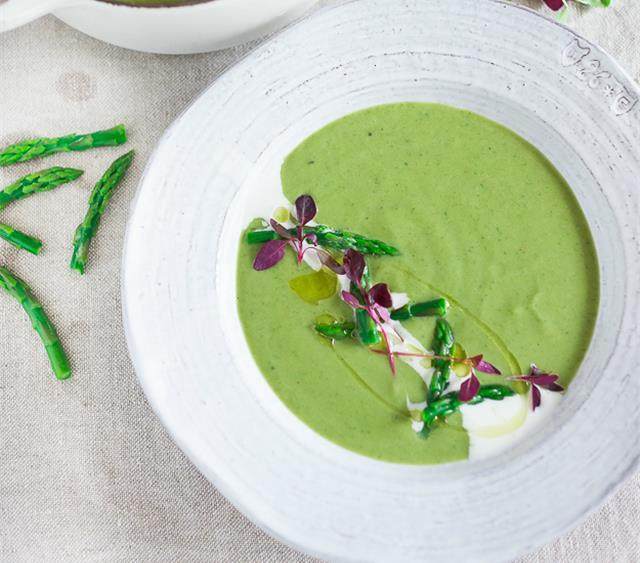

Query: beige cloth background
<box><xmin>0</xmin><ymin>1</ymin><xmax>638</xmax><ymax>561</ymax></box>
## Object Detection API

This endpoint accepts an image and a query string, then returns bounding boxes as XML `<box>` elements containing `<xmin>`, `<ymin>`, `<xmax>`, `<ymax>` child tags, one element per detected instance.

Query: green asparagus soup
<box><xmin>236</xmin><ymin>103</ymin><xmax>599</xmax><ymax>464</ymax></box>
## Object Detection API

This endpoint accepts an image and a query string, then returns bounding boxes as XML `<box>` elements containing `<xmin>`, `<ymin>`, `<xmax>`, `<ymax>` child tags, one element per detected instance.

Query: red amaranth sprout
<box><xmin>340</xmin><ymin>249</ymin><xmax>397</xmax><ymax>374</ymax></box>
<box><xmin>252</xmin><ymin>194</ymin><xmax>344</xmax><ymax>274</ymax></box>
<box><xmin>508</xmin><ymin>364</ymin><xmax>564</xmax><ymax>411</ymax></box>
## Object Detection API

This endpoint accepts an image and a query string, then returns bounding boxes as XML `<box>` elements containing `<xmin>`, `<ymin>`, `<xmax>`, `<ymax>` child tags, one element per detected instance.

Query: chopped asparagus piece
<box><xmin>0</xmin><ymin>223</ymin><xmax>42</xmax><ymax>255</ymax></box>
<box><xmin>421</xmin><ymin>384</ymin><xmax>515</xmax><ymax>436</ymax></box>
<box><xmin>0</xmin><ymin>266</ymin><xmax>70</xmax><ymax>379</ymax></box>
<box><xmin>350</xmin><ymin>281</ymin><xmax>380</xmax><ymax>346</ymax></box>
<box><xmin>0</xmin><ymin>125</ymin><xmax>127</xmax><ymax>166</ymax></box>
<box><xmin>427</xmin><ymin>318</ymin><xmax>455</xmax><ymax>403</ymax></box>
<box><xmin>315</xmin><ymin>320</ymin><xmax>355</xmax><ymax>341</ymax></box>
<box><xmin>247</xmin><ymin>224</ymin><xmax>398</xmax><ymax>256</ymax></box>
<box><xmin>70</xmin><ymin>150</ymin><xmax>134</xmax><ymax>274</ymax></box>
<box><xmin>390</xmin><ymin>298</ymin><xmax>449</xmax><ymax>320</ymax></box>
<box><xmin>0</xmin><ymin>167</ymin><xmax>83</xmax><ymax>210</ymax></box>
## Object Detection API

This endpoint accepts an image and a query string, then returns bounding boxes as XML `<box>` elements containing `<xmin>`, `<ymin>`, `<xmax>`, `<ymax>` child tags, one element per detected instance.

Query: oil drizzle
<box><xmin>397</xmin><ymin>267</ymin><xmax>523</xmax><ymax>375</ymax></box>
<box><xmin>331</xmin><ymin>345</ymin><xmax>410</xmax><ymax>419</ymax></box>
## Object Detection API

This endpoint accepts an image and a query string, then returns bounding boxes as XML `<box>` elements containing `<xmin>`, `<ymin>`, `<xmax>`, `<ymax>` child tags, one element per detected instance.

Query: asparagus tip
<box><xmin>113</xmin><ymin>124</ymin><xmax>128</xmax><ymax>144</ymax></box>
<box><xmin>69</xmin><ymin>258</ymin><xmax>85</xmax><ymax>275</ymax></box>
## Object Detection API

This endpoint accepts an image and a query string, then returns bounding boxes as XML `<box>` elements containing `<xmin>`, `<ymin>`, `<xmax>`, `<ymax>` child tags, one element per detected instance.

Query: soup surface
<box><xmin>236</xmin><ymin>103</ymin><xmax>599</xmax><ymax>464</ymax></box>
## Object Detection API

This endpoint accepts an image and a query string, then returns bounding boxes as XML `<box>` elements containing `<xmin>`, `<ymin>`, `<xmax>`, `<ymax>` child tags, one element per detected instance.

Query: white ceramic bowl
<box><xmin>0</xmin><ymin>0</ymin><xmax>316</xmax><ymax>54</ymax></box>
<box><xmin>122</xmin><ymin>0</ymin><xmax>640</xmax><ymax>560</ymax></box>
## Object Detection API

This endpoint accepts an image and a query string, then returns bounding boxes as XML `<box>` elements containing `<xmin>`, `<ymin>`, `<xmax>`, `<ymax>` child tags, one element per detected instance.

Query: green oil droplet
<box><xmin>450</xmin><ymin>343</ymin><xmax>470</xmax><ymax>377</ymax></box>
<box><xmin>289</xmin><ymin>269</ymin><xmax>338</xmax><ymax>304</ymax></box>
<box><xmin>273</xmin><ymin>207</ymin><xmax>290</xmax><ymax>223</ymax></box>
<box><xmin>452</xmin><ymin>362</ymin><xmax>471</xmax><ymax>378</ymax></box>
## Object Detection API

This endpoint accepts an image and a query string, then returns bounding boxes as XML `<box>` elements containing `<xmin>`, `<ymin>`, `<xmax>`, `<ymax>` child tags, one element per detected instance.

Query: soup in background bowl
<box><xmin>0</xmin><ymin>0</ymin><xmax>316</xmax><ymax>53</ymax></box>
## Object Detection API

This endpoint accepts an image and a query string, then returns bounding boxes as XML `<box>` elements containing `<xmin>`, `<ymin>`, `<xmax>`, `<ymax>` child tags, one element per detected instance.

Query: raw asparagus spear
<box><xmin>390</xmin><ymin>298</ymin><xmax>449</xmax><ymax>321</ymax></box>
<box><xmin>0</xmin><ymin>167</ymin><xmax>83</xmax><ymax>210</ymax></box>
<box><xmin>0</xmin><ymin>223</ymin><xmax>42</xmax><ymax>255</ymax></box>
<box><xmin>247</xmin><ymin>224</ymin><xmax>399</xmax><ymax>256</ymax></box>
<box><xmin>427</xmin><ymin>318</ymin><xmax>454</xmax><ymax>403</ymax></box>
<box><xmin>0</xmin><ymin>125</ymin><xmax>127</xmax><ymax>167</ymax></box>
<box><xmin>421</xmin><ymin>385</ymin><xmax>514</xmax><ymax>437</ymax></box>
<box><xmin>0</xmin><ymin>266</ymin><xmax>70</xmax><ymax>379</ymax></box>
<box><xmin>70</xmin><ymin>150</ymin><xmax>134</xmax><ymax>274</ymax></box>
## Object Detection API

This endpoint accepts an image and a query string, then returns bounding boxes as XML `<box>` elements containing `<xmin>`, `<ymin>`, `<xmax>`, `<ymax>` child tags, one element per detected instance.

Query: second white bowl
<box><xmin>0</xmin><ymin>0</ymin><xmax>317</xmax><ymax>54</ymax></box>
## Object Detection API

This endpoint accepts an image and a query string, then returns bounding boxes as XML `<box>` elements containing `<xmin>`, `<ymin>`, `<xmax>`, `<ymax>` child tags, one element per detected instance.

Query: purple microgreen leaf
<box><xmin>295</xmin><ymin>194</ymin><xmax>317</xmax><ymax>225</ymax></box>
<box><xmin>543</xmin><ymin>0</ymin><xmax>564</xmax><ymax>11</ymax></box>
<box><xmin>545</xmin><ymin>382</ymin><xmax>565</xmax><ymax>393</ymax></box>
<box><xmin>531</xmin><ymin>384</ymin><xmax>542</xmax><ymax>411</ymax></box>
<box><xmin>459</xmin><ymin>373</ymin><xmax>480</xmax><ymax>402</ymax></box>
<box><xmin>369</xmin><ymin>283</ymin><xmax>393</xmax><ymax>308</ymax></box>
<box><xmin>343</xmin><ymin>249</ymin><xmax>366</xmax><ymax>285</ymax></box>
<box><xmin>315</xmin><ymin>248</ymin><xmax>345</xmax><ymax>275</ymax></box>
<box><xmin>523</xmin><ymin>366</ymin><xmax>563</xmax><ymax>392</ymax></box>
<box><xmin>469</xmin><ymin>354</ymin><xmax>501</xmax><ymax>375</ymax></box>
<box><xmin>269</xmin><ymin>218</ymin><xmax>293</xmax><ymax>240</ymax></box>
<box><xmin>521</xmin><ymin>373</ymin><xmax>560</xmax><ymax>387</ymax></box>
<box><xmin>253</xmin><ymin>239</ymin><xmax>288</xmax><ymax>271</ymax></box>
<box><xmin>533</xmin><ymin>373</ymin><xmax>563</xmax><ymax>392</ymax></box>
<box><xmin>341</xmin><ymin>290</ymin><xmax>363</xmax><ymax>309</ymax></box>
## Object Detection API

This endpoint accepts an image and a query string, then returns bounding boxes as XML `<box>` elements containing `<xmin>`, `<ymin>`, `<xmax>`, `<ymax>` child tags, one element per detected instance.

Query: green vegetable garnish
<box><xmin>247</xmin><ymin>224</ymin><xmax>399</xmax><ymax>256</ymax></box>
<box><xmin>0</xmin><ymin>167</ymin><xmax>84</xmax><ymax>254</ymax></box>
<box><xmin>0</xmin><ymin>125</ymin><xmax>127</xmax><ymax>167</ymax></box>
<box><xmin>249</xmin><ymin>194</ymin><xmax>563</xmax><ymax>431</ymax></box>
<box><xmin>314</xmin><ymin>320</ymin><xmax>355</xmax><ymax>341</ymax></box>
<box><xmin>0</xmin><ymin>223</ymin><xmax>42</xmax><ymax>255</ymax></box>
<box><xmin>427</xmin><ymin>318</ymin><xmax>455</xmax><ymax>403</ymax></box>
<box><xmin>0</xmin><ymin>266</ymin><xmax>70</xmax><ymax>379</ymax></box>
<box><xmin>390</xmin><ymin>298</ymin><xmax>449</xmax><ymax>320</ymax></box>
<box><xmin>70</xmin><ymin>150</ymin><xmax>134</xmax><ymax>274</ymax></box>
<box><xmin>0</xmin><ymin>167</ymin><xmax>84</xmax><ymax>210</ymax></box>
<box><xmin>351</xmin><ymin>281</ymin><xmax>381</xmax><ymax>346</ymax></box>
<box><xmin>421</xmin><ymin>385</ymin><xmax>515</xmax><ymax>437</ymax></box>
<box><xmin>346</xmin><ymin>263</ymin><xmax>382</xmax><ymax>346</ymax></box>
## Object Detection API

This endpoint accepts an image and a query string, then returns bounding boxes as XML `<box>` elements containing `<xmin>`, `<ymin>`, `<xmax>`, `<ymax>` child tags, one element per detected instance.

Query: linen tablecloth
<box><xmin>0</xmin><ymin>2</ymin><xmax>638</xmax><ymax>560</ymax></box>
